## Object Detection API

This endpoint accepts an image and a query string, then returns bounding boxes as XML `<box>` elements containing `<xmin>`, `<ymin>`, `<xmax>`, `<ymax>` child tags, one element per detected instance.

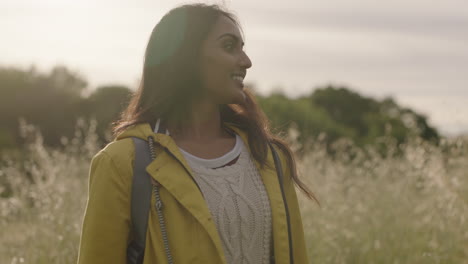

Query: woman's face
<box><xmin>198</xmin><ymin>15</ymin><xmax>252</xmax><ymax>105</ymax></box>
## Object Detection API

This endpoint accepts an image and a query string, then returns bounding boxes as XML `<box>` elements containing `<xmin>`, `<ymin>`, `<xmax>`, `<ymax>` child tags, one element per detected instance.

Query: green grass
<box><xmin>1</xmin><ymin>118</ymin><xmax>467</xmax><ymax>264</ymax></box>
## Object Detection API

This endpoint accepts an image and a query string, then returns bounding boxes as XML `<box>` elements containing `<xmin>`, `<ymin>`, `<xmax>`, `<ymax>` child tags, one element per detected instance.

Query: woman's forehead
<box><xmin>209</xmin><ymin>16</ymin><xmax>242</xmax><ymax>42</ymax></box>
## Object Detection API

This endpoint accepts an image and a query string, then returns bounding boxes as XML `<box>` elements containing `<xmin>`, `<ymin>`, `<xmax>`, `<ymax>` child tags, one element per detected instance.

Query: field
<box><xmin>1</xmin><ymin>119</ymin><xmax>467</xmax><ymax>264</ymax></box>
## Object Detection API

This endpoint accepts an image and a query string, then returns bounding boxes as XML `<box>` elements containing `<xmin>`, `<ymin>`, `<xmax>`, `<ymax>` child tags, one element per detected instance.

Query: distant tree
<box><xmin>48</xmin><ymin>65</ymin><xmax>88</xmax><ymax>97</ymax></box>
<box><xmin>82</xmin><ymin>85</ymin><xmax>132</xmax><ymax>142</ymax></box>
<box><xmin>0</xmin><ymin>65</ymin><xmax>88</xmax><ymax>149</ymax></box>
<box><xmin>255</xmin><ymin>85</ymin><xmax>440</xmax><ymax>156</ymax></box>
<box><xmin>308</xmin><ymin>85</ymin><xmax>379</xmax><ymax>138</ymax></box>
<box><xmin>257</xmin><ymin>91</ymin><xmax>355</xmax><ymax>147</ymax></box>
<box><xmin>308</xmin><ymin>85</ymin><xmax>440</xmax><ymax>147</ymax></box>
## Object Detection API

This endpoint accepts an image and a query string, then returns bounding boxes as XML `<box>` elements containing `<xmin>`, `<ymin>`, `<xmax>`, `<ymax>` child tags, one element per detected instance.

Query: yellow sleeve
<box><xmin>77</xmin><ymin>150</ymin><xmax>131</xmax><ymax>264</ymax></box>
<box><xmin>276</xmin><ymin>146</ymin><xmax>311</xmax><ymax>264</ymax></box>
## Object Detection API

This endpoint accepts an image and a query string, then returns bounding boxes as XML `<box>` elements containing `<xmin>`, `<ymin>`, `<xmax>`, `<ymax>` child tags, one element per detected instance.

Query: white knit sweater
<box><xmin>175</xmin><ymin>132</ymin><xmax>273</xmax><ymax>264</ymax></box>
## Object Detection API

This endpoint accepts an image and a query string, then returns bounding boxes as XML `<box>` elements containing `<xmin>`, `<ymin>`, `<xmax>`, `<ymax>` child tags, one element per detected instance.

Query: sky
<box><xmin>1</xmin><ymin>0</ymin><xmax>467</xmax><ymax>136</ymax></box>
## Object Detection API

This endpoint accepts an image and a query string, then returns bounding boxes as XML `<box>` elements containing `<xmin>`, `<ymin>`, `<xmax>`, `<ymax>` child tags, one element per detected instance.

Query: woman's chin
<box><xmin>231</xmin><ymin>89</ymin><xmax>246</xmax><ymax>105</ymax></box>
<box><xmin>217</xmin><ymin>86</ymin><xmax>246</xmax><ymax>105</ymax></box>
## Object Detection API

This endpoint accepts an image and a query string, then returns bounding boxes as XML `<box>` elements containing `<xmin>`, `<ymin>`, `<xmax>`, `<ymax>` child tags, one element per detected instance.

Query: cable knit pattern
<box><xmin>183</xmin><ymin>143</ymin><xmax>272</xmax><ymax>264</ymax></box>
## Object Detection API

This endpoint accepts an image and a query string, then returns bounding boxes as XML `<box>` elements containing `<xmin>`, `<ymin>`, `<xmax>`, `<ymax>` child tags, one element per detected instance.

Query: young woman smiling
<box><xmin>77</xmin><ymin>3</ymin><xmax>318</xmax><ymax>264</ymax></box>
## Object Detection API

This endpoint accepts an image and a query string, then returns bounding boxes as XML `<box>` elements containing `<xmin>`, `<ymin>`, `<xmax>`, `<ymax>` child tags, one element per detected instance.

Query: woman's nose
<box><xmin>240</xmin><ymin>51</ymin><xmax>252</xmax><ymax>69</ymax></box>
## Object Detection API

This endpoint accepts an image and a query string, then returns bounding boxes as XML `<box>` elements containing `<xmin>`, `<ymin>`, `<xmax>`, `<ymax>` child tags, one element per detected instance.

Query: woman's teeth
<box><xmin>232</xmin><ymin>76</ymin><xmax>244</xmax><ymax>82</ymax></box>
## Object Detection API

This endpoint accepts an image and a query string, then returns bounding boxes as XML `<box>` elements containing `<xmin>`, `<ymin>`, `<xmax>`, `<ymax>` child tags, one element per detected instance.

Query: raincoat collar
<box><xmin>114</xmin><ymin>120</ymin><xmax>290</xmax><ymax>264</ymax></box>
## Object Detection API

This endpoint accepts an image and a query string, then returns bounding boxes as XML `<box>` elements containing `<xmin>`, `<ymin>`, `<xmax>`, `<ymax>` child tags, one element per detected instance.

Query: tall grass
<box><xmin>0</xmin><ymin>118</ymin><xmax>100</xmax><ymax>264</ymax></box>
<box><xmin>0</xmin><ymin>118</ymin><xmax>467</xmax><ymax>263</ymax></box>
<box><xmin>293</xmin><ymin>127</ymin><xmax>468</xmax><ymax>263</ymax></box>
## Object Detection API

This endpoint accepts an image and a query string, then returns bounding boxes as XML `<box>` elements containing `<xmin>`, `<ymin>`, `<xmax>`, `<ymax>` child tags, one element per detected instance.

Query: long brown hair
<box><xmin>112</xmin><ymin>3</ymin><xmax>318</xmax><ymax>204</ymax></box>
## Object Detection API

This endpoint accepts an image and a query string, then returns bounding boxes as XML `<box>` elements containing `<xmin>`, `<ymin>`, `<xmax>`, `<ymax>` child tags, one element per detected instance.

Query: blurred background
<box><xmin>1</xmin><ymin>0</ymin><xmax>467</xmax><ymax>263</ymax></box>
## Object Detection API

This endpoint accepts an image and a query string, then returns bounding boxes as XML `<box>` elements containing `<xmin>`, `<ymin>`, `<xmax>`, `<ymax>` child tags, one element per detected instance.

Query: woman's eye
<box><xmin>224</xmin><ymin>43</ymin><xmax>234</xmax><ymax>51</ymax></box>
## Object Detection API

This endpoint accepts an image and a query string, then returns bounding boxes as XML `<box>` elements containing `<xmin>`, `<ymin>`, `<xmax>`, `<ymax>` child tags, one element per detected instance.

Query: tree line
<box><xmin>0</xmin><ymin>65</ymin><xmax>440</xmax><ymax>154</ymax></box>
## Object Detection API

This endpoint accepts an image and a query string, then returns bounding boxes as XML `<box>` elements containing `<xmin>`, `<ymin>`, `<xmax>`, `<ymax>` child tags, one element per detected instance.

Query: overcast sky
<box><xmin>1</xmin><ymin>0</ymin><xmax>467</xmax><ymax>136</ymax></box>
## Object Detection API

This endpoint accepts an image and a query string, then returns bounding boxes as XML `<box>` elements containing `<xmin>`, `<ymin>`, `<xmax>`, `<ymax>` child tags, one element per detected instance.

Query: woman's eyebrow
<box><xmin>217</xmin><ymin>33</ymin><xmax>244</xmax><ymax>47</ymax></box>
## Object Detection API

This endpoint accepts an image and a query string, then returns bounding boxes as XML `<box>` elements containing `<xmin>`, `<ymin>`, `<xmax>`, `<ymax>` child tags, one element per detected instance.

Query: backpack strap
<box><xmin>127</xmin><ymin>137</ymin><xmax>153</xmax><ymax>264</ymax></box>
<box><xmin>268</xmin><ymin>142</ymin><xmax>294</xmax><ymax>264</ymax></box>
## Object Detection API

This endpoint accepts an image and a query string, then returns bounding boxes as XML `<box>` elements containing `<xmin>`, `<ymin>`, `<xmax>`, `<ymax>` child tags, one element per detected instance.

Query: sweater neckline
<box><xmin>186</xmin><ymin>145</ymin><xmax>250</xmax><ymax>176</ymax></box>
<box><xmin>179</xmin><ymin>133</ymin><xmax>241</xmax><ymax>167</ymax></box>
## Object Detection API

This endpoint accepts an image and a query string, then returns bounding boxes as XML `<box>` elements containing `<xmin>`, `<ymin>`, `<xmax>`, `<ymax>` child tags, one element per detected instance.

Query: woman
<box><xmin>77</xmin><ymin>3</ymin><xmax>318</xmax><ymax>264</ymax></box>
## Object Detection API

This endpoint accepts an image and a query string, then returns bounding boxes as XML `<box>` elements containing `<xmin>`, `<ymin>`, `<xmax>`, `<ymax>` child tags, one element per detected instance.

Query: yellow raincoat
<box><xmin>77</xmin><ymin>122</ymin><xmax>310</xmax><ymax>264</ymax></box>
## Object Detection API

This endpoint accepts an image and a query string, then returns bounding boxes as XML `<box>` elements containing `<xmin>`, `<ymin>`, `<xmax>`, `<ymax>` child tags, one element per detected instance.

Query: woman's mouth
<box><xmin>231</xmin><ymin>74</ymin><xmax>244</xmax><ymax>88</ymax></box>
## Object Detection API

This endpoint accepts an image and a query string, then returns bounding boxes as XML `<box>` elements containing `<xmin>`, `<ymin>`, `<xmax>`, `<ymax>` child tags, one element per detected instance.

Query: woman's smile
<box><xmin>231</xmin><ymin>73</ymin><xmax>244</xmax><ymax>88</ymax></box>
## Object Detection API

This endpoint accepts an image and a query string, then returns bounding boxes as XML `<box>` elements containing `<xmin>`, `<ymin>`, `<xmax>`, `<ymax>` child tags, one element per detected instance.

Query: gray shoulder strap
<box><xmin>128</xmin><ymin>137</ymin><xmax>153</xmax><ymax>263</ymax></box>
<box><xmin>268</xmin><ymin>142</ymin><xmax>294</xmax><ymax>264</ymax></box>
